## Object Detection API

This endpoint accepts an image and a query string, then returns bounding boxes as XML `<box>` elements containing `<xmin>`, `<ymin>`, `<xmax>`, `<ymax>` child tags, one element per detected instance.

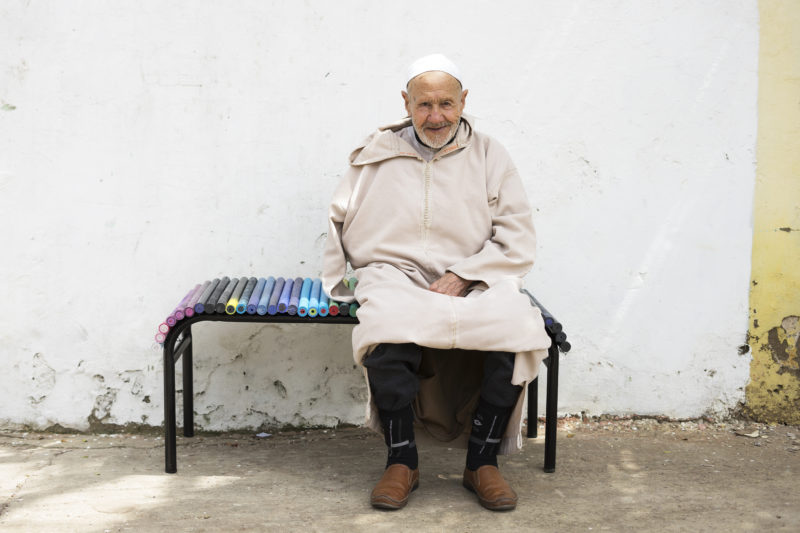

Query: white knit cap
<box><xmin>405</xmin><ymin>53</ymin><xmax>462</xmax><ymax>88</ymax></box>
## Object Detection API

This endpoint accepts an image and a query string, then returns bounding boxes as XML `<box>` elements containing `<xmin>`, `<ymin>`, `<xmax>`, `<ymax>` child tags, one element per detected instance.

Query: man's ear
<box><xmin>402</xmin><ymin>90</ymin><xmax>410</xmax><ymax>115</ymax></box>
<box><xmin>461</xmin><ymin>89</ymin><xmax>468</xmax><ymax>108</ymax></box>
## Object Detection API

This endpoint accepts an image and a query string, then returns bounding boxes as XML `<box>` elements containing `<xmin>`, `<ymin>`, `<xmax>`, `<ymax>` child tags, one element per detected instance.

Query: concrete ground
<box><xmin>0</xmin><ymin>418</ymin><xmax>798</xmax><ymax>532</ymax></box>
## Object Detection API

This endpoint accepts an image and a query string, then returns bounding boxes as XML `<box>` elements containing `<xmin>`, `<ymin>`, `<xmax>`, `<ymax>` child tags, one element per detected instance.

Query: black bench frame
<box><xmin>162</xmin><ymin>293</ymin><xmax>565</xmax><ymax>474</ymax></box>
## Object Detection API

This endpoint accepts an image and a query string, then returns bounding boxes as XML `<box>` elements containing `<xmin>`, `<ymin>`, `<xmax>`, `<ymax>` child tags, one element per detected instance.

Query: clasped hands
<box><xmin>429</xmin><ymin>272</ymin><xmax>471</xmax><ymax>297</ymax></box>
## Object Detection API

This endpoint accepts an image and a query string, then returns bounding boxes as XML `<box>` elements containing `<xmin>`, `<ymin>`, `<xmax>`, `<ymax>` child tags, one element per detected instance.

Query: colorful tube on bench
<box><xmin>349</xmin><ymin>301</ymin><xmax>358</xmax><ymax>317</ymax></box>
<box><xmin>206</xmin><ymin>276</ymin><xmax>230</xmax><ymax>314</ymax></box>
<box><xmin>215</xmin><ymin>277</ymin><xmax>238</xmax><ymax>314</ymax></box>
<box><xmin>171</xmin><ymin>286</ymin><xmax>197</xmax><ymax>322</ymax></box>
<box><xmin>328</xmin><ymin>299</ymin><xmax>339</xmax><ymax>316</ymax></box>
<box><xmin>337</xmin><ymin>301</ymin><xmax>349</xmax><ymax>316</ymax></box>
<box><xmin>155</xmin><ymin>331</ymin><xmax>166</xmax><ymax>344</ymax></box>
<box><xmin>257</xmin><ymin>276</ymin><xmax>276</xmax><ymax>315</ymax></box>
<box><xmin>247</xmin><ymin>277</ymin><xmax>266</xmax><ymax>314</ymax></box>
<box><xmin>236</xmin><ymin>277</ymin><xmax>258</xmax><ymax>314</ymax></box>
<box><xmin>226</xmin><ymin>277</ymin><xmax>248</xmax><ymax>314</ymax></box>
<box><xmin>267</xmin><ymin>277</ymin><xmax>285</xmax><ymax>315</ymax></box>
<box><xmin>288</xmin><ymin>277</ymin><xmax>303</xmax><ymax>315</ymax></box>
<box><xmin>298</xmin><ymin>278</ymin><xmax>312</xmax><ymax>316</ymax></box>
<box><xmin>308</xmin><ymin>278</ymin><xmax>322</xmax><ymax>317</ymax></box>
<box><xmin>278</xmin><ymin>277</ymin><xmax>293</xmax><ymax>313</ymax></box>
<box><xmin>184</xmin><ymin>282</ymin><xmax>208</xmax><ymax>318</ymax></box>
<box><xmin>195</xmin><ymin>278</ymin><xmax>220</xmax><ymax>314</ymax></box>
<box><xmin>318</xmin><ymin>295</ymin><xmax>329</xmax><ymax>317</ymax></box>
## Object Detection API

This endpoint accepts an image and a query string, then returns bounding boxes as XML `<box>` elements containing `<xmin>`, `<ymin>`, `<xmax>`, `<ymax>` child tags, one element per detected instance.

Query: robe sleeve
<box><xmin>446</xmin><ymin>147</ymin><xmax>536</xmax><ymax>286</ymax></box>
<box><xmin>322</xmin><ymin>168</ymin><xmax>358</xmax><ymax>303</ymax></box>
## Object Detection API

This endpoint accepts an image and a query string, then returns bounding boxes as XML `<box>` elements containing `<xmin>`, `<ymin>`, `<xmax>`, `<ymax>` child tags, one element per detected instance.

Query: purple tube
<box><xmin>257</xmin><ymin>276</ymin><xmax>276</xmax><ymax>315</ymax></box>
<box><xmin>206</xmin><ymin>276</ymin><xmax>230</xmax><ymax>314</ymax></box>
<box><xmin>248</xmin><ymin>277</ymin><xmax>266</xmax><ymax>314</ymax></box>
<box><xmin>268</xmin><ymin>277</ymin><xmax>285</xmax><ymax>315</ymax></box>
<box><xmin>288</xmin><ymin>277</ymin><xmax>303</xmax><ymax>315</ymax></box>
<box><xmin>172</xmin><ymin>286</ymin><xmax>197</xmax><ymax>322</ymax></box>
<box><xmin>166</xmin><ymin>315</ymin><xmax>177</xmax><ymax>327</ymax></box>
<box><xmin>215</xmin><ymin>278</ymin><xmax>238</xmax><ymax>314</ymax></box>
<box><xmin>185</xmin><ymin>281</ymin><xmax>209</xmax><ymax>318</ymax></box>
<box><xmin>277</xmin><ymin>278</ymin><xmax>293</xmax><ymax>313</ymax></box>
<box><xmin>195</xmin><ymin>278</ymin><xmax>220</xmax><ymax>314</ymax></box>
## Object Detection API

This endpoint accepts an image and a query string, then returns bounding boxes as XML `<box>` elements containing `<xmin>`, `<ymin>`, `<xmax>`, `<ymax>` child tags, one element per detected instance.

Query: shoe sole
<box><xmin>371</xmin><ymin>481</ymin><xmax>419</xmax><ymax>510</ymax></box>
<box><xmin>462</xmin><ymin>480</ymin><xmax>517</xmax><ymax>511</ymax></box>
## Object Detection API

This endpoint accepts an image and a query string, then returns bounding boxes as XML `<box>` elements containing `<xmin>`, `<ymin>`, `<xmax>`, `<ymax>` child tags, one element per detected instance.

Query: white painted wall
<box><xmin>0</xmin><ymin>1</ymin><xmax>758</xmax><ymax>431</ymax></box>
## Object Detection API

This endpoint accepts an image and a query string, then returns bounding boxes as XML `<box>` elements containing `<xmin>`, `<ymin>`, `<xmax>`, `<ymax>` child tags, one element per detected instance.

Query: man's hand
<box><xmin>429</xmin><ymin>272</ymin><xmax>471</xmax><ymax>297</ymax></box>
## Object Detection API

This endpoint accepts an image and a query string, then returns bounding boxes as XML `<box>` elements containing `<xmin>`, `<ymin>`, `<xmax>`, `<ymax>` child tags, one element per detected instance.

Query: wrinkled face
<box><xmin>402</xmin><ymin>71</ymin><xmax>468</xmax><ymax>149</ymax></box>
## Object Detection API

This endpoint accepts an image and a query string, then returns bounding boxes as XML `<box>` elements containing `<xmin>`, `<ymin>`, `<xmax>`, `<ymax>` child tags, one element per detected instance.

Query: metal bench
<box><xmin>160</xmin><ymin>287</ymin><xmax>569</xmax><ymax>474</ymax></box>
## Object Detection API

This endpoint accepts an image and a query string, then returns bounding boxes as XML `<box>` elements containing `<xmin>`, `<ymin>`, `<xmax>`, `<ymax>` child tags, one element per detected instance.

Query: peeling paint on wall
<box><xmin>745</xmin><ymin>0</ymin><xmax>800</xmax><ymax>424</ymax></box>
<box><xmin>767</xmin><ymin>316</ymin><xmax>800</xmax><ymax>376</ymax></box>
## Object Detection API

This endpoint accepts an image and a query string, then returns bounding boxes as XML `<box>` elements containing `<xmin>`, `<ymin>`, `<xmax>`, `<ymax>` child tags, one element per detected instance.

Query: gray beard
<box><xmin>413</xmin><ymin>119</ymin><xmax>460</xmax><ymax>149</ymax></box>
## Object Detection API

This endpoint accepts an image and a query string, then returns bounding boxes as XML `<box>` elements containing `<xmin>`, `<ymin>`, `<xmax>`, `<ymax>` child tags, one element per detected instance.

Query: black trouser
<box><xmin>364</xmin><ymin>343</ymin><xmax>522</xmax><ymax>412</ymax></box>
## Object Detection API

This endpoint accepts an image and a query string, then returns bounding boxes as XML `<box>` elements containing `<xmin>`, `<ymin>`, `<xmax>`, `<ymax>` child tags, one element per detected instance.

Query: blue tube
<box><xmin>278</xmin><ymin>278</ymin><xmax>293</xmax><ymax>313</ymax></box>
<box><xmin>318</xmin><ymin>295</ymin><xmax>329</xmax><ymax>317</ymax></box>
<box><xmin>268</xmin><ymin>277</ymin><xmax>285</xmax><ymax>315</ymax></box>
<box><xmin>298</xmin><ymin>278</ymin><xmax>312</xmax><ymax>317</ymax></box>
<box><xmin>257</xmin><ymin>276</ymin><xmax>276</xmax><ymax>315</ymax></box>
<box><xmin>248</xmin><ymin>278</ymin><xmax>266</xmax><ymax>314</ymax></box>
<box><xmin>237</xmin><ymin>277</ymin><xmax>257</xmax><ymax>314</ymax></box>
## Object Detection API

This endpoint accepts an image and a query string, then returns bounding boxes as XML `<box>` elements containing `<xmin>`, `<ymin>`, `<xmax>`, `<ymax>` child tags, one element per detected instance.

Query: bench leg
<box><xmin>544</xmin><ymin>344</ymin><xmax>560</xmax><ymax>473</ymax></box>
<box><xmin>526</xmin><ymin>378</ymin><xmax>538</xmax><ymax>438</ymax></box>
<box><xmin>163</xmin><ymin>339</ymin><xmax>177</xmax><ymax>474</ymax></box>
<box><xmin>182</xmin><ymin>326</ymin><xmax>194</xmax><ymax>438</ymax></box>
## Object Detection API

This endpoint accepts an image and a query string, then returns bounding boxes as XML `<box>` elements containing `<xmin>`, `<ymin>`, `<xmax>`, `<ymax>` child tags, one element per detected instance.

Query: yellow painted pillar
<box><xmin>746</xmin><ymin>0</ymin><xmax>800</xmax><ymax>423</ymax></box>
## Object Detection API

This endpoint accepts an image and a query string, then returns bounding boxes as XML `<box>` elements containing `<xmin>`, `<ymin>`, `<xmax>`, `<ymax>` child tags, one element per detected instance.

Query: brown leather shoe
<box><xmin>370</xmin><ymin>464</ymin><xmax>420</xmax><ymax>510</ymax></box>
<box><xmin>462</xmin><ymin>465</ymin><xmax>518</xmax><ymax>511</ymax></box>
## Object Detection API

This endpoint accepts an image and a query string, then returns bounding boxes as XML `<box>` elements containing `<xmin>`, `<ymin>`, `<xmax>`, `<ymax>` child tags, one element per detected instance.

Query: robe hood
<box><xmin>348</xmin><ymin>114</ymin><xmax>476</xmax><ymax>166</ymax></box>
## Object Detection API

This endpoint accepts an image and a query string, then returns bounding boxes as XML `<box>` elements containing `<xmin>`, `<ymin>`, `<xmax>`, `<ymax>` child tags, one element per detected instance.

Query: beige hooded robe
<box><xmin>322</xmin><ymin>115</ymin><xmax>551</xmax><ymax>454</ymax></box>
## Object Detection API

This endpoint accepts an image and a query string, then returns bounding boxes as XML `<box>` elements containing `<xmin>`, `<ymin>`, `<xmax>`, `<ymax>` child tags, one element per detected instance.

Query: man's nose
<box><xmin>428</xmin><ymin>106</ymin><xmax>444</xmax><ymax>123</ymax></box>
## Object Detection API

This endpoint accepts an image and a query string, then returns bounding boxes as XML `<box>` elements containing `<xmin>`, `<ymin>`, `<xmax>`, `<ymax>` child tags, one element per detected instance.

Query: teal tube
<box><xmin>349</xmin><ymin>302</ymin><xmax>358</xmax><ymax>317</ymax></box>
<box><xmin>318</xmin><ymin>295</ymin><xmax>329</xmax><ymax>317</ymax></box>
<box><xmin>298</xmin><ymin>278</ymin><xmax>312</xmax><ymax>317</ymax></box>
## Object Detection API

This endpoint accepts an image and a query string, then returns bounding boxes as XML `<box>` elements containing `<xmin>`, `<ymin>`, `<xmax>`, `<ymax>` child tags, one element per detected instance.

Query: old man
<box><xmin>322</xmin><ymin>54</ymin><xmax>550</xmax><ymax>511</ymax></box>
